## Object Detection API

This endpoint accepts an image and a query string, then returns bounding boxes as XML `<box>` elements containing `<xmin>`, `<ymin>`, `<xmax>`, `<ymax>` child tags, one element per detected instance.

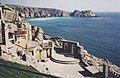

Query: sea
<box><xmin>27</xmin><ymin>12</ymin><xmax>120</xmax><ymax>66</ymax></box>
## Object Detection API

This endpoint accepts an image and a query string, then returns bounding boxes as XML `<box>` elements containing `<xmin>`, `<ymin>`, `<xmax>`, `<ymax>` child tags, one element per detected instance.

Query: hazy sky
<box><xmin>0</xmin><ymin>0</ymin><xmax>120</xmax><ymax>12</ymax></box>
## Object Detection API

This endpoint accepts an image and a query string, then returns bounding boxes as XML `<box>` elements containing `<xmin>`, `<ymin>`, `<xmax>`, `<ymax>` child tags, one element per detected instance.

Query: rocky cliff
<box><xmin>6</xmin><ymin>4</ymin><xmax>70</xmax><ymax>18</ymax></box>
<box><xmin>70</xmin><ymin>10</ymin><xmax>96</xmax><ymax>17</ymax></box>
<box><xmin>6</xmin><ymin>4</ymin><xmax>96</xmax><ymax>18</ymax></box>
<box><xmin>1</xmin><ymin>3</ymin><xmax>120</xmax><ymax>77</ymax></box>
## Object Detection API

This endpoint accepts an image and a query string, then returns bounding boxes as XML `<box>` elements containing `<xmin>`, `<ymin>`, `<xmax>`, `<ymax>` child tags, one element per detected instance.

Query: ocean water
<box><xmin>27</xmin><ymin>12</ymin><xmax>120</xmax><ymax>66</ymax></box>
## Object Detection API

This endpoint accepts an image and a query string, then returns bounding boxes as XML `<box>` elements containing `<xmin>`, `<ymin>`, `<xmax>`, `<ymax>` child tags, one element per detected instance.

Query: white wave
<box><xmin>90</xmin><ymin>16</ymin><xmax>111</xmax><ymax>20</ymax></box>
<box><xmin>27</xmin><ymin>17</ymin><xmax>59</xmax><ymax>21</ymax></box>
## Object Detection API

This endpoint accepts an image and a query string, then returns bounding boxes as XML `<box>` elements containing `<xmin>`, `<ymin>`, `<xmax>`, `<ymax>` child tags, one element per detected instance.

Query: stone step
<box><xmin>51</xmin><ymin>52</ymin><xmax>80</xmax><ymax>64</ymax></box>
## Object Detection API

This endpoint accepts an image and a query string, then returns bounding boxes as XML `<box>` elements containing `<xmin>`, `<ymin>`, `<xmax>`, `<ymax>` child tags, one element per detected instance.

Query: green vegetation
<box><xmin>0</xmin><ymin>59</ymin><xmax>52</xmax><ymax>78</ymax></box>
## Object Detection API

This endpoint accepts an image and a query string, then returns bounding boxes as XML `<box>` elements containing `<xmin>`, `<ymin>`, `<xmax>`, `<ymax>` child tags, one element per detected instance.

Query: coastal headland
<box><xmin>6</xmin><ymin>4</ymin><xmax>96</xmax><ymax>18</ymax></box>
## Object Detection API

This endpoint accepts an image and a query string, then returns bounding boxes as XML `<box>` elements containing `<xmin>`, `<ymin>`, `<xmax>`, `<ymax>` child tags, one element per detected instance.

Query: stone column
<box><xmin>62</xmin><ymin>41</ymin><xmax>65</xmax><ymax>49</ymax></box>
<box><xmin>103</xmin><ymin>59</ymin><xmax>109</xmax><ymax>78</ymax></box>
<box><xmin>50</xmin><ymin>41</ymin><xmax>54</xmax><ymax>57</ymax></box>
<box><xmin>78</xmin><ymin>46</ymin><xmax>82</xmax><ymax>60</ymax></box>
<box><xmin>71</xmin><ymin>44</ymin><xmax>74</xmax><ymax>54</ymax></box>
<box><xmin>0</xmin><ymin>47</ymin><xmax>2</xmax><ymax>59</ymax></box>
<box><xmin>0</xmin><ymin>7</ymin><xmax>3</xmax><ymax>20</ymax></box>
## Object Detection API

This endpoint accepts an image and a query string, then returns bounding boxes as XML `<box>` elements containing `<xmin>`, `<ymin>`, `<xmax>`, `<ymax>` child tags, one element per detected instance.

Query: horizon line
<box><xmin>2</xmin><ymin>3</ymin><xmax>120</xmax><ymax>13</ymax></box>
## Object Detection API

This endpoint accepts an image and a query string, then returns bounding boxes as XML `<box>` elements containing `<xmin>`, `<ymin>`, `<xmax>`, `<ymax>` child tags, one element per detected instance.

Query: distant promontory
<box><xmin>6</xmin><ymin>4</ymin><xmax>96</xmax><ymax>18</ymax></box>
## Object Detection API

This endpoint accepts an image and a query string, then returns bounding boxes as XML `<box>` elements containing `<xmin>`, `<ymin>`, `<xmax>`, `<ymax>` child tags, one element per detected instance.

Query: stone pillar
<box><xmin>0</xmin><ymin>20</ymin><xmax>2</xmax><ymax>43</ymax></box>
<box><xmin>62</xmin><ymin>41</ymin><xmax>65</xmax><ymax>49</ymax></box>
<box><xmin>67</xmin><ymin>42</ymin><xmax>72</xmax><ymax>53</ymax></box>
<box><xmin>0</xmin><ymin>47</ymin><xmax>2</xmax><ymax>59</ymax></box>
<box><xmin>0</xmin><ymin>7</ymin><xmax>3</xmax><ymax>20</ymax></box>
<box><xmin>71</xmin><ymin>44</ymin><xmax>74</xmax><ymax>54</ymax></box>
<box><xmin>103</xmin><ymin>59</ymin><xmax>109</xmax><ymax>78</ymax></box>
<box><xmin>50</xmin><ymin>42</ymin><xmax>54</xmax><ymax>57</ymax></box>
<box><xmin>78</xmin><ymin>46</ymin><xmax>82</xmax><ymax>60</ymax></box>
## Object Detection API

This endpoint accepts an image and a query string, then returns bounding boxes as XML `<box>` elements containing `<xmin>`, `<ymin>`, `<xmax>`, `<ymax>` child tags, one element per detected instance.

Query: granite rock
<box><xmin>6</xmin><ymin>4</ymin><xmax>96</xmax><ymax>18</ymax></box>
<box><xmin>70</xmin><ymin>10</ymin><xmax>96</xmax><ymax>17</ymax></box>
<box><xmin>7</xmin><ymin>4</ymin><xmax>70</xmax><ymax>18</ymax></box>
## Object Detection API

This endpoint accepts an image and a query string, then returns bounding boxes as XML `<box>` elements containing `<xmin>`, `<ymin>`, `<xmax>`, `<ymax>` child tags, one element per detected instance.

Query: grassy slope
<box><xmin>0</xmin><ymin>59</ymin><xmax>52</xmax><ymax>78</ymax></box>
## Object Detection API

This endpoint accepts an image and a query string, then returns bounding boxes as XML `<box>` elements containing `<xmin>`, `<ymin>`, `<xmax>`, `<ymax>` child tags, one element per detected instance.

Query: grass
<box><xmin>0</xmin><ymin>59</ymin><xmax>57</xmax><ymax>78</ymax></box>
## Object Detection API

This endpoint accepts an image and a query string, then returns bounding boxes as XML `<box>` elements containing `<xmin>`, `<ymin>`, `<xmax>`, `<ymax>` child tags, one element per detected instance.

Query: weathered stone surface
<box><xmin>70</xmin><ymin>10</ymin><xmax>96</xmax><ymax>17</ymax></box>
<box><xmin>7</xmin><ymin>4</ymin><xmax>70</xmax><ymax>18</ymax></box>
<box><xmin>1</xmin><ymin>3</ymin><xmax>120</xmax><ymax>78</ymax></box>
<box><xmin>6</xmin><ymin>4</ymin><xmax>97</xmax><ymax>18</ymax></box>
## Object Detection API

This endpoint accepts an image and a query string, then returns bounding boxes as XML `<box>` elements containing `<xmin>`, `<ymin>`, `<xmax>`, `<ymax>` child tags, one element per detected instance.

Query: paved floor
<box><xmin>43</xmin><ymin>59</ymin><xmax>85</xmax><ymax>78</ymax></box>
<box><xmin>31</xmin><ymin>51</ymin><xmax>85</xmax><ymax>78</ymax></box>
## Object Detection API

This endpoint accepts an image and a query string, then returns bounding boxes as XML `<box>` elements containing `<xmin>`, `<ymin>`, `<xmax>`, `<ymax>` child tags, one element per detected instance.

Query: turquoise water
<box><xmin>27</xmin><ymin>12</ymin><xmax>120</xmax><ymax>66</ymax></box>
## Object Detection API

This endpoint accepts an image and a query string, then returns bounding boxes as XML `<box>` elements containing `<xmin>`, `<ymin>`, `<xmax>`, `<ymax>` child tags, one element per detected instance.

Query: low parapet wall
<box><xmin>50</xmin><ymin>57</ymin><xmax>79</xmax><ymax>64</ymax></box>
<box><xmin>53</xmin><ymin>38</ymin><xmax>120</xmax><ymax>77</ymax></box>
<box><xmin>50</xmin><ymin>51</ymin><xmax>80</xmax><ymax>64</ymax></box>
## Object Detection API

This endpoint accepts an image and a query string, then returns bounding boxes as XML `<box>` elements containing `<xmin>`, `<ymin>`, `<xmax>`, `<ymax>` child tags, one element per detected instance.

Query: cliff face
<box><xmin>70</xmin><ymin>10</ymin><xmax>96</xmax><ymax>17</ymax></box>
<box><xmin>6</xmin><ymin>4</ymin><xmax>96</xmax><ymax>18</ymax></box>
<box><xmin>6</xmin><ymin>4</ymin><xmax>70</xmax><ymax>18</ymax></box>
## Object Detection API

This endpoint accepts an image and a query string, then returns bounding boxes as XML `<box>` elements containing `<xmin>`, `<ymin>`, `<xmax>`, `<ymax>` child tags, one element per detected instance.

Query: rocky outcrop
<box><xmin>1</xmin><ymin>3</ymin><xmax>120</xmax><ymax>78</ymax></box>
<box><xmin>70</xmin><ymin>10</ymin><xmax>96</xmax><ymax>17</ymax></box>
<box><xmin>6</xmin><ymin>4</ymin><xmax>96</xmax><ymax>18</ymax></box>
<box><xmin>6</xmin><ymin>4</ymin><xmax>70</xmax><ymax>18</ymax></box>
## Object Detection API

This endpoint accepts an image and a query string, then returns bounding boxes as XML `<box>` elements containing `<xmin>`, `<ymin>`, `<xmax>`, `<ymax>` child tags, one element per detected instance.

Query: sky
<box><xmin>0</xmin><ymin>0</ymin><xmax>120</xmax><ymax>12</ymax></box>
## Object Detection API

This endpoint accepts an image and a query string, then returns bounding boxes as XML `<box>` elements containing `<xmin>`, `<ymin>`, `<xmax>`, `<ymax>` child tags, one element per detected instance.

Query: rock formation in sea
<box><xmin>70</xmin><ymin>10</ymin><xmax>96</xmax><ymax>17</ymax></box>
<box><xmin>6</xmin><ymin>4</ymin><xmax>96</xmax><ymax>18</ymax></box>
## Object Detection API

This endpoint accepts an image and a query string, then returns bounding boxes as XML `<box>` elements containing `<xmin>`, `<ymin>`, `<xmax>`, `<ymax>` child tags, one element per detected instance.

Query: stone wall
<box><xmin>61</xmin><ymin>40</ymin><xmax>81</xmax><ymax>59</ymax></box>
<box><xmin>53</xmin><ymin>38</ymin><xmax>120</xmax><ymax>77</ymax></box>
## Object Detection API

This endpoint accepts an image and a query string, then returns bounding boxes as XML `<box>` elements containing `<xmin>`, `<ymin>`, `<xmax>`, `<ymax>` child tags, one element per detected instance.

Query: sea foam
<box><xmin>28</xmin><ymin>17</ymin><xmax>59</xmax><ymax>21</ymax></box>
